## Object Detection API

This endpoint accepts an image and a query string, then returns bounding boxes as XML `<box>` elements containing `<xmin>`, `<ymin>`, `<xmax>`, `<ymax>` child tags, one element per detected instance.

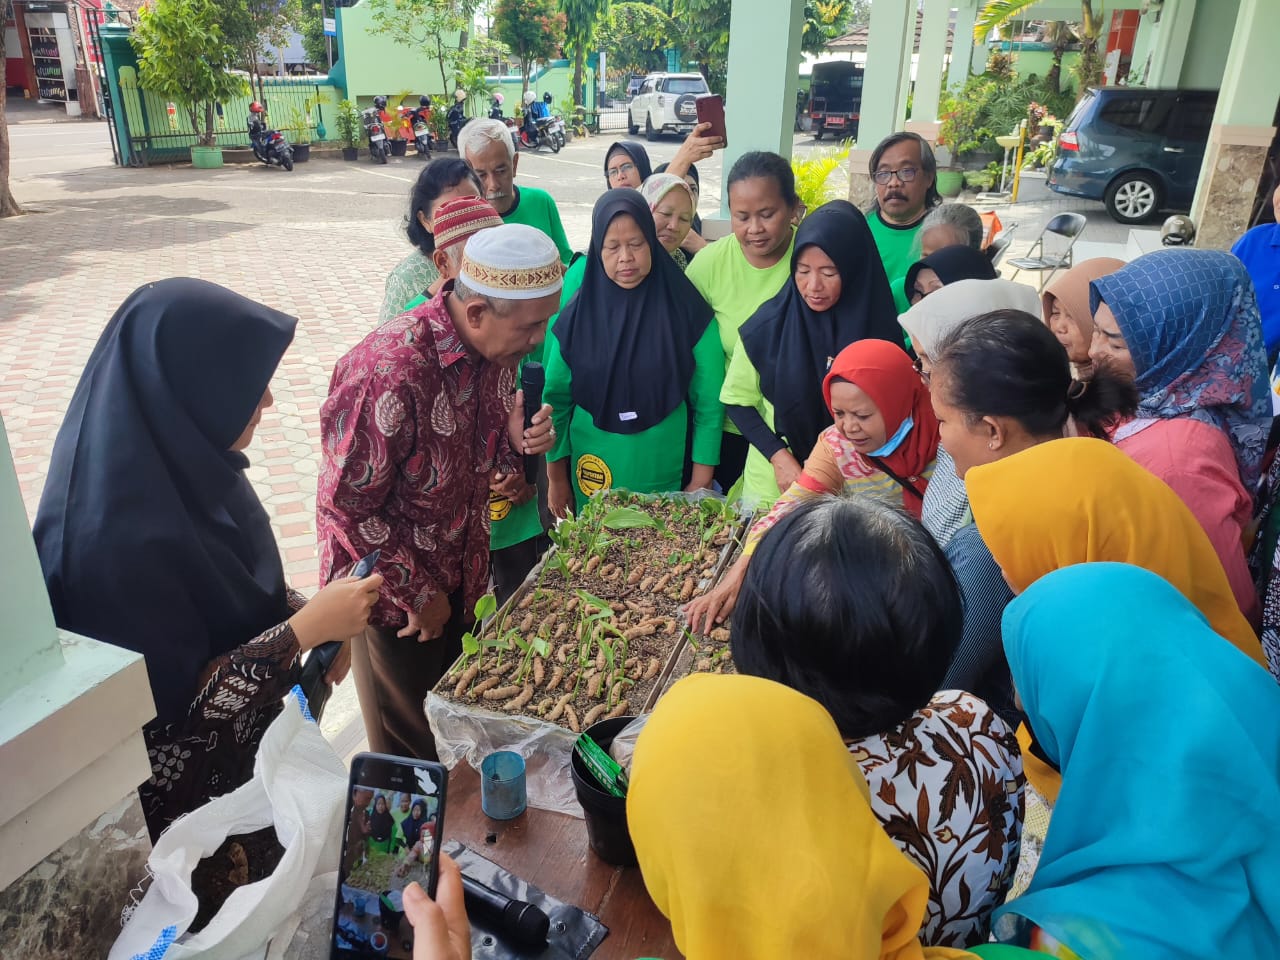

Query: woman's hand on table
<box><xmin>406</xmin><ymin>854</ymin><xmax>470</xmax><ymax>960</ymax></box>
<box><xmin>683</xmin><ymin>463</ymin><xmax>715</xmax><ymax>493</ymax></box>
<box><xmin>288</xmin><ymin>574</ymin><xmax>383</xmax><ymax>651</ymax></box>
<box><xmin>769</xmin><ymin>449</ymin><xmax>802</xmax><ymax>493</ymax></box>
<box><xmin>684</xmin><ymin>554</ymin><xmax>748</xmax><ymax>635</ymax></box>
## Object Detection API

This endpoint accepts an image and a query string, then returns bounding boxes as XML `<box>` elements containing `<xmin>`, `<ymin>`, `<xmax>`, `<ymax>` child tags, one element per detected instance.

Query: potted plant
<box><xmin>131</xmin><ymin>0</ymin><xmax>247</xmax><ymax>169</ymax></box>
<box><xmin>935</xmin><ymin>98</ymin><xmax>969</xmax><ymax>198</ymax></box>
<box><xmin>336</xmin><ymin>99</ymin><xmax>361</xmax><ymax>161</ymax></box>
<box><xmin>286</xmin><ymin>104</ymin><xmax>311</xmax><ymax>162</ymax></box>
<box><xmin>387</xmin><ymin>89</ymin><xmax>414</xmax><ymax>156</ymax></box>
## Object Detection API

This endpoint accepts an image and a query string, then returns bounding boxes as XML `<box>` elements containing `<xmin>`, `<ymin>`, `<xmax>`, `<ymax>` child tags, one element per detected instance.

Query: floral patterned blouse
<box><xmin>141</xmin><ymin>589</ymin><xmax>307</xmax><ymax>841</ymax></box>
<box><xmin>380</xmin><ymin>250</ymin><xmax>440</xmax><ymax>325</ymax></box>
<box><xmin>317</xmin><ymin>288</ymin><xmax>521</xmax><ymax>627</ymax></box>
<box><xmin>848</xmin><ymin>690</ymin><xmax>1025</xmax><ymax>949</ymax></box>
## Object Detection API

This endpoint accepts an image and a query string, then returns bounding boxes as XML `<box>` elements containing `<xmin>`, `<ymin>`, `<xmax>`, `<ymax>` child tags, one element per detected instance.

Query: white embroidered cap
<box><xmin>459</xmin><ymin>223</ymin><xmax>563</xmax><ymax>301</ymax></box>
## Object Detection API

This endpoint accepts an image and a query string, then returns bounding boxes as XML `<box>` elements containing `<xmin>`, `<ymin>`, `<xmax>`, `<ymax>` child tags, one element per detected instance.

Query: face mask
<box><xmin>868</xmin><ymin>415</ymin><xmax>913</xmax><ymax>457</ymax></box>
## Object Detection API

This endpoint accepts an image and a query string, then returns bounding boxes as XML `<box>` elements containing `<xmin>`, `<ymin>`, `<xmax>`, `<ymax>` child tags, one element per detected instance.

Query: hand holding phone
<box><xmin>402</xmin><ymin>856</ymin><xmax>470</xmax><ymax>960</ymax></box>
<box><xmin>332</xmin><ymin>753</ymin><xmax>449</xmax><ymax>958</ymax></box>
<box><xmin>695</xmin><ymin>94</ymin><xmax>726</xmax><ymax>146</ymax></box>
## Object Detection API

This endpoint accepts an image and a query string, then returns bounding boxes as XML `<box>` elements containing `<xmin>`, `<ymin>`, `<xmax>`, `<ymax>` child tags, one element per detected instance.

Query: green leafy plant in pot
<box><xmin>335</xmin><ymin>99</ymin><xmax>361</xmax><ymax>161</ymax></box>
<box><xmin>131</xmin><ymin>0</ymin><xmax>248</xmax><ymax>168</ymax></box>
<box><xmin>285</xmin><ymin>104</ymin><xmax>312</xmax><ymax>162</ymax></box>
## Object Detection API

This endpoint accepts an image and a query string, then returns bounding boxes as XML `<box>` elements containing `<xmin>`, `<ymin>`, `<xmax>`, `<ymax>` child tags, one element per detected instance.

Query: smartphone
<box><xmin>352</xmin><ymin>549</ymin><xmax>380</xmax><ymax>579</ymax></box>
<box><xmin>330</xmin><ymin>753</ymin><xmax>448</xmax><ymax>959</ymax></box>
<box><xmin>695</xmin><ymin>94</ymin><xmax>726</xmax><ymax>145</ymax></box>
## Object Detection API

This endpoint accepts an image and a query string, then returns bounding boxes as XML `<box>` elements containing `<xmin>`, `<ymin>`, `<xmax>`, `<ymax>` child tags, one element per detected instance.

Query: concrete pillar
<box><xmin>1189</xmin><ymin>0</ymin><xmax>1280</xmax><ymax>250</ymax></box>
<box><xmin>947</xmin><ymin>0</ymin><xmax>980</xmax><ymax>94</ymax></box>
<box><xmin>717</xmin><ymin>0</ymin><xmax>806</xmax><ymax>217</ymax></box>
<box><xmin>906</xmin><ymin>0</ymin><xmax>954</xmax><ymax>141</ymax></box>
<box><xmin>848</xmin><ymin>0</ymin><xmax>915</xmax><ymax>209</ymax></box>
<box><xmin>1146</xmin><ymin>0</ymin><xmax>1196</xmax><ymax>88</ymax></box>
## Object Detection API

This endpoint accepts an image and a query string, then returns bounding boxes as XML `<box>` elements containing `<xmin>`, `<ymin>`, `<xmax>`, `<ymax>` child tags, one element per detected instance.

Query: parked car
<box><xmin>808</xmin><ymin>61</ymin><xmax>864</xmax><ymax>141</ymax></box>
<box><xmin>1047</xmin><ymin>86</ymin><xmax>1217</xmax><ymax>225</ymax></box>
<box><xmin>628</xmin><ymin>72</ymin><xmax>710</xmax><ymax>140</ymax></box>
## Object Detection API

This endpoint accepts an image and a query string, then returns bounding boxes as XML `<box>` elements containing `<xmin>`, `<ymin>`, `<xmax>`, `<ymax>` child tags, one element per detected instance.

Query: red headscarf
<box><xmin>821</xmin><ymin>339</ymin><xmax>940</xmax><ymax>517</ymax></box>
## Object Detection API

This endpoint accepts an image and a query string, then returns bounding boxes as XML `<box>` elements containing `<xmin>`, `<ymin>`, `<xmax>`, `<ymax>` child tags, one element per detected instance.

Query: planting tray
<box><xmin>427</xmin><ymin>490</ymin><xmax>747</xmax><ymax>815</ymax></box>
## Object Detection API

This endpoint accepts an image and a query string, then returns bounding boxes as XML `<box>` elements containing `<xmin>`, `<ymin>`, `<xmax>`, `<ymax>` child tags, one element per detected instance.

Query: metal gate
<box><xmin>85</xmin><ymin>6</ymin><xmax>122</xmax><ymax>166</ymax></box>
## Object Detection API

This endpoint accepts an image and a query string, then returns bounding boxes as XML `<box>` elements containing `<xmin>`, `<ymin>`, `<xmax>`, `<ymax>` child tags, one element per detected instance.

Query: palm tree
<box><xmin>561</xmin><ymin>0</ymin><xmax>610</xmax><ymax>107</ymax></box>
<box><xmin>975</xmin><ymin>0</ymin><xmax>1104</xmax><ymax>98</ymax></box>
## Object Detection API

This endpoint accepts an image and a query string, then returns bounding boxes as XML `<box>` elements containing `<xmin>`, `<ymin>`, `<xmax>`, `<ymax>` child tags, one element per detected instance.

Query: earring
<box><xmin>987</xmin><ymin>442</ymin><xmax>995</xmax><ymax>449</ymax></box>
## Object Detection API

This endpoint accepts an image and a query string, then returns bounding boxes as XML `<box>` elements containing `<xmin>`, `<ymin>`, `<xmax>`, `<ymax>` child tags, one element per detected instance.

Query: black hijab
<box><xmin>370</xmin><ymin>796</ymin><xmax>395</xmax><ymax>841</ymax></box>
<box><xmin>402</xmin><ymin>800</ymin><xmax>429</xmax><ymax>845</ymax></box>
<box><xmin>604</xmin><ymin>141</ymin><xmax>652</xmax><ymax>186</ymax></box>
<box><xmin>554</xmin><ymin>189</ymin><xmax>714</xmax><ymax>434</ymax></box>
<box><xmin>905</xmin><ymin>244</ymin><xmax>997</xmax><ymax>295</ymax></box>
<box><xmin>34</xmin><ymin>278</ymin><xmax>297</xmax><ymax>728</ymax></box>
<box><xmin>738</xmin><ymin>200</ymin><xmax>900</xmax><ymax>457</ymax></box>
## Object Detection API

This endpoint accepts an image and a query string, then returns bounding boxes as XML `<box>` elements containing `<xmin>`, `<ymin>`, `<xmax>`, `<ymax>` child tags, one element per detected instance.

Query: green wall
<box><xmin>1179</xmin><ymin>0</ymin><xmax>1239</xmax><ymax>89</ymax></box>
<box><xmin>334</xmin><ymin>1</ymin><xmax>461</xmax><ymax>101</ymax></box>
<box><xmin>1001</xmin><ymin>46</ymin><xmax>1081</xmax><ymax>93</ymax></box>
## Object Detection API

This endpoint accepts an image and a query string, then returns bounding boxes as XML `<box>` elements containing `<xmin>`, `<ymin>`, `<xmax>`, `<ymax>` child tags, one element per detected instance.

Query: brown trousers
<box><xmin>350</xmin><ymin>599</ymin><xmax>463</xmax><ymax>762</ymax></box>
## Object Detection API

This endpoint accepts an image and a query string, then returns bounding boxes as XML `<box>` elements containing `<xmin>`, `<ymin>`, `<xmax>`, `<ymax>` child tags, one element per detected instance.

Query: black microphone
<box><xmin>520</xmin><ymin>361</ymin><xmax>545</xmax><ymax>485</ymax></box>
<box><xmin>460</xmin><ymin>871</ymin><xmax>550</xmax><ymax>949</ymax></box>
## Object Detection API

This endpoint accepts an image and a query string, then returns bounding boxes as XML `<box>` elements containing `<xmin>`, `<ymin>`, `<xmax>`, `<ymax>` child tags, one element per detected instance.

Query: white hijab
<box><xmin>899</xmin><ymin>278</ymin><xmax>1042</xmax><ymax>358</ymax></box>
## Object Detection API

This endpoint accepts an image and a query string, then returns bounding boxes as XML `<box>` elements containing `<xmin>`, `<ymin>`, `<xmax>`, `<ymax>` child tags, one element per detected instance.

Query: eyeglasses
<box><xmin>608</xmin><ymin>162</ymin><xmax>637</xmax><ymax>180</ymax></box>
<box><xmin>873</xmin><ymin>166</ymin><xmax>919</xmax><ymax>185</ymax></box>
<box><xmin>912</xmin><ymin>356</ymin><xmax>931</xmax><ymax>385</ymax></box>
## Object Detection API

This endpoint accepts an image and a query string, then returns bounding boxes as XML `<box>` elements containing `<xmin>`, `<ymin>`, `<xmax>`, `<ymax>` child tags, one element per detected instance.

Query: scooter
<box><xmin>490</xmin><ymin>94</ymin><xmax>521</xmax><ymax>154</ymax></box>
<box><xmin>247</xmin><ymin>102</ymin><xmax>293</xmax><ymax>171</ymax></box>
<box><xmin>447</xmin><ymin>100</ymin><xmax>468</xmax><ymax>149</ymax></box>
<box><xmin>519</xmin><ymin>115</ymin><xmax>562</xmax><ymax>153</ymax></box>
<box><xmin>361</xmin><ymin>106</ymin><xmax>389</xmax><ymax>164</ymax></box>
<box><xmin>407</xmin><ymin>98</ymin><xmax>433</xmax><ymax>156</ymax></box>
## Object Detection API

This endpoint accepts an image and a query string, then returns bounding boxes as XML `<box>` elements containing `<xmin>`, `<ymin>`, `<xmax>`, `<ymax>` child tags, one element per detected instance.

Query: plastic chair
<box><xmin>1006</xmin><ymin>212</ymin><xmax>1087</xmax><ymax>290</ymax></box>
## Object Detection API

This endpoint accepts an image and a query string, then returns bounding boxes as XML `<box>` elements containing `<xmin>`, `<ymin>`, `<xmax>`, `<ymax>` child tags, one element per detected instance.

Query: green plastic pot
<box><xmin>936</xmin><ymin>169</ymin><xmax>964</xmax><ymax>198</ymax></box>
<box><xmin>190</xmin><ymin>145</ymin><xmax>224</xmax><ymax>169</ymax></box>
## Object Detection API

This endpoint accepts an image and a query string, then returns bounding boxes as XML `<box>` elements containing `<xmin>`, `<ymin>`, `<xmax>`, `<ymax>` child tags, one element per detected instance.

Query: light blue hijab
<box><xmin>993</xmin><ymin>563</ymin><xmax>1280</xmax><ymax>959</ymax></box>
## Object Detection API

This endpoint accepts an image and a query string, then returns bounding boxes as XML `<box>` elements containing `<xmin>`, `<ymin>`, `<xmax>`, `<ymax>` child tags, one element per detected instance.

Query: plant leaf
<box><xmin>473</xmin><ymin>592</ymin><xmax>498</xmax><ymax>621</ymax></box>
<box><xmin>601</xmin><ymin>506</ymin><xmax>659</xmax><ymax>530</ymax></box>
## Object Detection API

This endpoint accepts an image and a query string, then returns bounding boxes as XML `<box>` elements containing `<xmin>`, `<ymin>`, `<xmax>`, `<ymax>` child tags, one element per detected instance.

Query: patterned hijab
<box><xmin>1090</xmin><ymin>249</ymin><xmax>1271</xmax><ymax>489</ymax></box>
<box><xmin>996</xmin><ymin>563</ymin><xmax>1280</xmax><ymax>959</ymax></box>
<box><xmin>627</xmin><ymin>674</ymin><xmax>981</xmax><ymax>960</ymax></box>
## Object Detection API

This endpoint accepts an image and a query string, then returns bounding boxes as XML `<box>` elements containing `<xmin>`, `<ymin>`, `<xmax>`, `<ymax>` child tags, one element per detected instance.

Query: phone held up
<box><xmin>695</xmin><ymin>94</ymin><xmax>726</xmax><ymax>146</ymax></box>
<box><xmin>331</xmin><ymin>753</ymin><xmax>448</xmax><ymax>959</ymax></box>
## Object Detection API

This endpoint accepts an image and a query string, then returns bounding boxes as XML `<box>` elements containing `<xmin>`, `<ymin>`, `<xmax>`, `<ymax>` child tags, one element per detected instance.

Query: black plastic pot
<box><xmin>292</xmin><ymin>143</ymin><xmax>310</xmax><ymax>163</ymax></box>
<box><xmin>570</xmin><ymin>715</ymin><xmax>638</xmax><ymax>867</ymax></box>
<box><xmin>390</xmin><ymin>138</ymin><xmax>408</xmax><ymax>156</ymax></box>
<box><xmin>342</xmin><ymin>146</ymin><xmax>358</xmax><ymax>161</ymax></box>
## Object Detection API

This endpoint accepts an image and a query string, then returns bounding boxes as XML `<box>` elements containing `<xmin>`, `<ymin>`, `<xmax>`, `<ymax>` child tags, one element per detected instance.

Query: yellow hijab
<box><xmin>627</xmin><ymin>674</ymin><xmax>975</xmax><ymax>960</ymax></box>
<box><xmin>967</xmin><ymin>437</ymin><xmax>1264</xmax><ymax>667</ymax></box>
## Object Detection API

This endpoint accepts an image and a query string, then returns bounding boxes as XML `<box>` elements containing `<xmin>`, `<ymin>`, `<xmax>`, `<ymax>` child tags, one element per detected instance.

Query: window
<box><xmin>1165</xmin><ymin>94</ymin><xmax>1217</xmax><ymax>143</ymax></box>
<box><xmin>1098</xmin><ymin>96</ymin><xmax>1159</xmax><ymax>133</ymax></box>
<box><xmin>663</xmin><ymin>78</ymin><xmax>708</xmax><ymax>95</ymax></box>
<box><xmin>640</xmin><ymin>80</ymin><xmax>655</xmax><ymax>95</ymax></box>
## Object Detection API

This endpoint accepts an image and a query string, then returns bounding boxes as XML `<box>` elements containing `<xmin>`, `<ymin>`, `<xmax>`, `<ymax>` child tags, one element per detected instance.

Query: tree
<box><xmin>492</xmin><ymin>0</ymin><xmax>566</xmax><ymax>97</ymax></box>
<box><xmin>974</xmin><ymin>0</ymin><xmax>1103</xmax><ymax>99</ymax></box>
<box><xmin>132</xmin><ymin>0</ymin><xmax>250</xmax><ymax>146</ymax></box>
<box><xmin>801</xmin><ymin>0</ymin><xmax>855</xmax><ymax>55</ymax></box>
<box><xmin>214</xmin><ymin>0</ymin><xmax>300</xmax><ymax>92</ymax></box>
<box><xmin>366</xmin><ymin>0</ymin><xmax>467</xmax><ymax>93</ymax></box>
<box><xmin>596</xmin><ymin>1</ymin><xmax>674</xmax><ymax>78</ymax></box>
<box><xmin>0</xmin><ymin>16</ymin><xmax>22</xmax><ymax>217</ymax></box>
<box><xmin>300</xmin><ymin>0</ymin><xmax>328</xmax><ymax>68</ymax></box>
<box><xmin>560</xmin><ymin>0</ymin><xmax>609</xmax><ymax>107</ymax></box>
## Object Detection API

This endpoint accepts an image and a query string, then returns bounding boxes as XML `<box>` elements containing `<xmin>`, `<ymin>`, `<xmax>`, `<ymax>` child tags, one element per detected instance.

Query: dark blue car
<box><xmin>1048</xmin><ymin>86</ymin><xmax>1217</xmax><ymax>225</ymax></box>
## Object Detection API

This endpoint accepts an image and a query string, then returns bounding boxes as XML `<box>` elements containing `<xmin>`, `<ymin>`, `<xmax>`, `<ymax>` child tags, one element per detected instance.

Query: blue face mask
<box><xmin>868</xmin><ymin>415</ymin><xmax>914</xmax><ymax>457</ymax></box>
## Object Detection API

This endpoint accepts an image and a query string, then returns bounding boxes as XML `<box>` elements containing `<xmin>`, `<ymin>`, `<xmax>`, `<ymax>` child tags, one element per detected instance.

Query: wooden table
<box><xmin>445</xmin><ymin>764</ymin><xmax>681</xmax><ymax>960</ymax></box>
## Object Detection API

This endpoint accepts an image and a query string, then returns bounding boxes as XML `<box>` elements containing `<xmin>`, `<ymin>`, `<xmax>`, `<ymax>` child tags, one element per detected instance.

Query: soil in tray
<box><xmin>440</xmin><ymin>493</ymin><xmax>739</xmax><ymax>732</ymax></box>
<box><xmin>189</xmin><ymin>826</ymin><xmax>285</xmax><ymax>933</ymax></box>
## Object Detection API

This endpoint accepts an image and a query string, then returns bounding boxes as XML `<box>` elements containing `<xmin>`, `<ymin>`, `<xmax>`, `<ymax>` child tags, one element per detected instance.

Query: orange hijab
<box><xmin>821</xmin><ymin>339</ymin><xmax>940</xmax><ymax>518</ymax></box>
<box><xmin>967</xmin><ymin>437</ymin><xmax>1264</xmax><ymax>666</ymax></box>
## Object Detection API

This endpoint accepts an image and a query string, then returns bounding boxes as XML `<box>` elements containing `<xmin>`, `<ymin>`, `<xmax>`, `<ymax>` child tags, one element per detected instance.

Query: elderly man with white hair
<box><xmin>318</xmin><ymin>223</ymin><xmax>563</xmax><ymax>761</ymax></box>
<box><xmin>456</xmin><ymin>117</ymin><xmax>573</xmax><ymax>264</ymax></box>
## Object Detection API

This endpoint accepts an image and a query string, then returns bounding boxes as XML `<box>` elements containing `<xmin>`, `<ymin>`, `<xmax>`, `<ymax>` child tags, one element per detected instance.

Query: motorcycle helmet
<box><xmin>543</xmin><ymin>92</ymin><xmax>552</xmax><ymax>104</ymax></box>
<box><xmin>249</xmin><ymin>101</ymin><xmax>264</xmax><ymax>114</ymax></box>
<box><xmin>455</xmin><ymin>89</ymin><xmax>467</xmax><ymax>101</ymax></box>
<box><xmin>493</xmin><ymin>92</ymin><xmax>504</xmax><ymax>105</ymax></box>
<box><xmin>1160</xmin><ymin>214</ymin><xmax>1196</xmax><ymax>246</ymax></box>
<box><xmin>373</xmin><ymin>95</ymin><xmax>388</xmax><ymax>110</ymax></box>
<box><xmin>522</xmin><ymin>90</ymin><xmax>537</xmax><ymax>105</ymax></box>
<box><xmin>419</xmin><ymin>95</ymin><xmax>430</xmax><ymax>107</ymax></box>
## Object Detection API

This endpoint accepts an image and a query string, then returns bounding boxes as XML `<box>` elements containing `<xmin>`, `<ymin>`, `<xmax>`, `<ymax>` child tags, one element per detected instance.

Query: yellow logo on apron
<box><xmin>575</xmin><ymin>454</ymin><xmax>612</xmax><ymax>497</ymax></box>
<box><xmin>489</xmin><ymin>490</ymin><xmax>512</xmax><ymax>522</ymax></box>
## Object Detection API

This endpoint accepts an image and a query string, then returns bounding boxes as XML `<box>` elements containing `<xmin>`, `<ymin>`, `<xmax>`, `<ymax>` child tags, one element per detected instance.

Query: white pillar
<box><xmin>947</xmin><ymin>0</ymin><xmax>980</xmax><ymax>94</ymax></box>
<box><xmin>907</xmin><ymin>0</ymin><xmax>955</xmax><ymax>140</ymax></box>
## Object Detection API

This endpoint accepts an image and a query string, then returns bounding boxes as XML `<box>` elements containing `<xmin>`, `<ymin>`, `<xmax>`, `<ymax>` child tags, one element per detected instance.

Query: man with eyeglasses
<box><xmin>866</xmin><ymin>132</ymin><xmax>941</xmax><ymax>314</ymax></box>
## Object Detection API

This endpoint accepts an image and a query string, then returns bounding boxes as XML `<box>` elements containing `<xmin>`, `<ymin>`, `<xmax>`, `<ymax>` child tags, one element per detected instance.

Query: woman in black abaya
<box><xmin>34</xmin><ymin>278</ymin><xmax>381</xmax><ymax>840</ymax></box>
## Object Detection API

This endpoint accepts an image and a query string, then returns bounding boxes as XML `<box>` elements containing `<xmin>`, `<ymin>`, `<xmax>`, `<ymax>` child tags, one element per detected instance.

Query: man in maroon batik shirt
<box><xmin>318</xmin><ymin>224</ymin><xmax>562</xmax><ymax>760</ymax></box>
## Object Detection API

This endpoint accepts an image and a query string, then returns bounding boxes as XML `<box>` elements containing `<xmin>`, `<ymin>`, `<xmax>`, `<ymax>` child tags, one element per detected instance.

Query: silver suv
<box><xmin>628</xmin><ymin>73</ymin><xmax>709</xmax><ymax>141</ymax></box>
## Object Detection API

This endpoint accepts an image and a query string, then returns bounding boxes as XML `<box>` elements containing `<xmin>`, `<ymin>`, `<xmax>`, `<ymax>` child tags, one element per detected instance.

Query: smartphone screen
<box><xmin>695</xmin><ymin>94</ymin><xmax>726</xmax><ymax>145</ymax></box>
<box><xmin>331</xmin><ymin>753</ymin><xmax>448</xmax><ymax>959</ymax></box>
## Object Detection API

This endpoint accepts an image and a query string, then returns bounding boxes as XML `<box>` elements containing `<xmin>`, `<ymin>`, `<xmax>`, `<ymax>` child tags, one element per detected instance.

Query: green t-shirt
<box><xmin>865</xmin><ymin>209</ymin><xmax>925</xmax><ymax>314</ymax></box>
<box><xmin>720</xmin><ymin>346</ymin><xmax>781</xmax><ymax>511</ymax></box>
<box><xmin>503</xmin><ymin>185</ymin><xmax>573</xmax><ymax>265</ymax></box>
<box><xmin>402</xmin><ymin>290</ymin><xmax>544</xmax><ymax>551</ymax></box>
<box><xmin>544</xmin><ymin>321</ymin><xmax>724</xmax><ymax>506</ymax></box>
<box><xmin>685</xmin><ymin>231</ymin><xmax>795</xmax><ymax>434</ymax></box>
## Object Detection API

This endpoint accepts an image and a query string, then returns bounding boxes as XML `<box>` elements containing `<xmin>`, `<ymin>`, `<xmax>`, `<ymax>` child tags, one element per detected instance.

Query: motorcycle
<box><xmin>519</xmin><ymin>114</ymin><xmax>563</xmax><ymax>153</ymax></box>
<box><xmin>406</xmin><ymin>103</ymin><xmax>433</xmax><ymax>157</ymax></box>
<box><xmin>447</xmin><ymin>101</ymin><xmax>468</xmax><ymax>149</ymax></box>
<box><xmin>247</xmin><ymin>104</ymin><xmax>293</xmax><ymax>171</ymax></box>
<box><xmin>361</xmin><ymin>106</ymin><xmax>389</xmax><ymax>164</ymax></box>
<box><xmin>490</xmin><ymin>94</ymin><xmax>521</xmax><ymax>154</ymax></box>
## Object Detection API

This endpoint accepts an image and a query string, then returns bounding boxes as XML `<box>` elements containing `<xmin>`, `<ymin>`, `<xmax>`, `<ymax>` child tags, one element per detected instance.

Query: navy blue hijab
<box><xmin>34</xmin><ymin>279</ymin><xmax>297</xmax><ymax>727</ymax></box>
